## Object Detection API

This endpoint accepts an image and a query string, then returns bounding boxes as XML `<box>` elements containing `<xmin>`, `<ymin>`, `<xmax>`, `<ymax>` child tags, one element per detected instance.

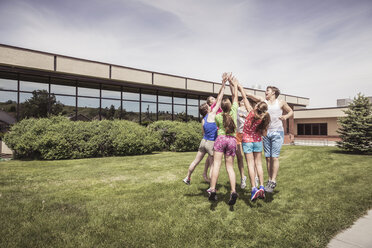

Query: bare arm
<box><xmin>201</xmin><ymin>118</ymin><xmax>205</xmax><ymax>136</ymax></box>
<box><xmin>246</xmin><ymin>91</ymin><xmax>265</xmax><ymax>102</ymax></box>
<box><xmin>279</xmin><ymin>101</ymin><xmax>294</xmax><ymax>120</ymax></box>
<box><xmin>238</xmin><ymin>84</ymin><xmax>253</xmax><ymax>112</ymax></box>
<box><xmin>228</xmin><ymin>74</ymin><xmax>238</xmax><ymax>104</ymax></box>
<box><xmin>211</xmin><ymin>73</ymin><xmax>227</xmax><ymax>115</ymax></box>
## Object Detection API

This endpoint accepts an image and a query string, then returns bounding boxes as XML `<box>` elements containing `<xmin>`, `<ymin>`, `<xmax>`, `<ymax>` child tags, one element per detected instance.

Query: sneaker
<box><xmin>240</xmin><ymin>176</ymin><xmax>247</xmax><ymax>189</ymax></box>
<box><xmin>250</xmin><ymin>187</ymin><xmax>260</xmax><ymax>201</ymax></box>
<box><xmin>265</xmin><ymin>180</ymin><xmax>272</xmax><ymax>189</ymax></box>
<box><xmin>265</xmin><ymin>181</ymin><xmax>276</xmax><ymax>193</ymax></box>
<box><xmin>255</xmin><ymin>177</ymin><xmax>259</xmax><ymax>187</ymax></box>
<box><xmin>183</xmin><ymin>177</ymin><xmax>190</xmax><ymax>185</ymax></box>
<box><xmin>258</xmin><ymin>186</ymin><xmax>265</xmax><ymax>199</ymax></box>
<box><xmin>228</xmin><ymin>192</ymin><xmax>238</xmax><ymax>205</ymax></box>
<box><xmin>208</xmin><ymin>190</ymin><xmax>217</xmax><ymax>201</ymax></box>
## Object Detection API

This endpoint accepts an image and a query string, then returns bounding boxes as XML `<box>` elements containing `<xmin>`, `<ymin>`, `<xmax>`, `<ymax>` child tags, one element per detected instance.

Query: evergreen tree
<box><xmin>20</xmin><ymin>90</ymin><xmax>63</xmax><ymax>119</ymax></box>
<box><xmin>337</xmin><ymin>93</ymin><xmax>372</xmax><ymax>154</ymax></box>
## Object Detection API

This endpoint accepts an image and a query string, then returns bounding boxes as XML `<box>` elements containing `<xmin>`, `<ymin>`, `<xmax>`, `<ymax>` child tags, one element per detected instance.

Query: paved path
<box><xmin>328</xmin><ymin>209</ymin><xmax>372</xmax><ymax>248</ymax></box>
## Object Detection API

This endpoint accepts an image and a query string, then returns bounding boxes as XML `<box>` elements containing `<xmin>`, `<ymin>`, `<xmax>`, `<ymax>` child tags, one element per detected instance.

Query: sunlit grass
<box><xmin>1</xmin><ymin>147</ymin><xmax>371</xmax><ymax>247</ymax></box>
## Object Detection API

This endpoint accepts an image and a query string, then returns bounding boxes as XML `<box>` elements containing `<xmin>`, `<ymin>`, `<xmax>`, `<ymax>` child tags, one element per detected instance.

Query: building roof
<box><xmin>294</xmin><ymin>107</ymin><xmax>347</xmax><ymax>119</ymax></box>
<box><xmin>0</xmin><ymin>110</ymin><xmax>16</xmax><ymax>124</ymax></box>
<box><xmin>0</xmin><ymin>43</ymin><xmax>309</xmax><ymax>107</ymax></box>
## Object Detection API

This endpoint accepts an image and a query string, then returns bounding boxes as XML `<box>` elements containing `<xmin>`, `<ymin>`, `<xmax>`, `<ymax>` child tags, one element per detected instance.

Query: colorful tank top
<box><xmin>242</xmin><ymin>110</ymin><xmax>262</xmax><ymax>142</ymax></box>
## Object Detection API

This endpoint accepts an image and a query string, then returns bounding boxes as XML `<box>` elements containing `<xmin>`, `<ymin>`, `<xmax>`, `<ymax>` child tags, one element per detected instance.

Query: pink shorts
<box><xmin>213</xmin><ymin>135</ymin><xmax>237</xmax><ymax>157</ymax></box>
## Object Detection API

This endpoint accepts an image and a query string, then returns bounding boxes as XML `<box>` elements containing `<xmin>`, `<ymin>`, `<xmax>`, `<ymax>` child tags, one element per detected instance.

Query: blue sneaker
<box><xmin>258</xmin><ymin>186</ymin><xmax>265</xmax><ymax>199</ymax></box>
<box><xmin>250</xmin><ymin>187</ymin><xmax>259</xmax><ymax>201</ymax></box>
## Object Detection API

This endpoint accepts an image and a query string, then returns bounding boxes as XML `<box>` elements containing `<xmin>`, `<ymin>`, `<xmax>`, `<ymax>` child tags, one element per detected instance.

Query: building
<box><xmin>0</xmin><ymin>44</ymin><xmax>309</xmax><ymax>141</ymax></box>
<box><xmin>293</xmin><ymin>107</ymin><xmax>347</xmax><ymax>146</ymax></box>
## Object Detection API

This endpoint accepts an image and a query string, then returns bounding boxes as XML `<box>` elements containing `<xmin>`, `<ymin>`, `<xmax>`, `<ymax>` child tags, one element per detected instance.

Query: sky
<box><xmin>0</xmin><ymin>0</ymin><xmax>371</xmax><ymax>108</ymax></box>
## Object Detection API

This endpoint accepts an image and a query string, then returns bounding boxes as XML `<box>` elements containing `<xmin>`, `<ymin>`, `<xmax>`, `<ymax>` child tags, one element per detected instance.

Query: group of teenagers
<box><xmin>183</xmin><ymin>72</ymin><xmax>293</xmax><ymax>206</ymax></box>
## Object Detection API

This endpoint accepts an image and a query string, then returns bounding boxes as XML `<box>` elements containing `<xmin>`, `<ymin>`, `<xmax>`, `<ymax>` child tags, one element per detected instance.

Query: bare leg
<box><xmin>266</xmin><ymin>157</ymin><xmax>272</xmax><ymax>181</ymax></box>
<box><xmin>244</xmin><ymin>153</ymin><xmax>256</xmax><ymax>188</ymax></box>
<box><xmin>203</xmin><ymin>155</ymin><xmax>211</xmax><ymax>182</ymax></box>
<box><xmin>225</xmin><ymin>155</ymin><xmax>236</xmax><ymax>193</ymax></box>
<box><xmin>208</xmin><ymin>155</ymin><xmax>214</xmax><ymax>180</ymax></box>
<box><xmin>186</xmin><ymin>151</ymin><xmax>206</xmax><ymax>179</ymax></box>
<box><xmin>253</xmin><ymin>152</ymin><xmax>264</xmax><ymax>186</ymax></box>
<box><xmin>236</xmin><ymin>144</ymin><xmax>245</xmax><ymax>179</ymax></box>
<box><xmin>271</xmin><ymin>157</ymin><xmax>280</xmax><ymax>183</ymax></box>
<box><xmin>209</xmin><ymin>152</ymin><xmax>224</xmax><ymax>190</ymax></box>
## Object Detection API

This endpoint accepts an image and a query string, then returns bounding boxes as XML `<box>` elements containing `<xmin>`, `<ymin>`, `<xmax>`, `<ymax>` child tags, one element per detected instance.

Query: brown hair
<box><xmin>254</xmin><ymin>102</ymin><xmax>271</xmax><ymax>136</ymax></box>
<box><xmin>199</xmin><ymin>103</ymin><xmax>209</xmax><ymax>117</ymax></box>
<box><xmin>221</xmin><ymin>98</ymin><xmax>236</xmax><ymax>135</ymax></box>
<box><xmin>206</xmin><ymin>96</ymin><xmax>215</xmax><ymax>106</ymax></box>
<box><xmin>267</xmin><ymin>86</ymin><xmax>280</xmax><ymax>99</ymax></box>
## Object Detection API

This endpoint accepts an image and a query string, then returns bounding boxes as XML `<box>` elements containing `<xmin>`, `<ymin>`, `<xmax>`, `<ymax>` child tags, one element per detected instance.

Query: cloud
<box><xmin>0</xmin><ymin>0</ymin><xmax>371</xmax><ymax>107</ymax></box>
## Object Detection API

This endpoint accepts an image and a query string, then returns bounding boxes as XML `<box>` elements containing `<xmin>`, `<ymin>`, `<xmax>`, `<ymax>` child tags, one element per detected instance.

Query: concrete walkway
<box><xmin>328</xmin><ymin>209</ymin><xmax>372</xmax><ymax>248</ymax></box>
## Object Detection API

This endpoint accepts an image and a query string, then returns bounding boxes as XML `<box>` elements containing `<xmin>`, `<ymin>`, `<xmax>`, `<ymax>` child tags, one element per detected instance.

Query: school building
<box><xmin>0</xmin><ymin>44</ymin><xmax>351</xmax><ymax>153</ymax></box>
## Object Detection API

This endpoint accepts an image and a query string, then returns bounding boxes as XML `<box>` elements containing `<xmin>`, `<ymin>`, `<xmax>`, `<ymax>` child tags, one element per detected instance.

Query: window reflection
<box><xmin>123</xmin><ymin>92</ymin><xmax>139</xmax><ymax>101</ymax></box>
<box><xmin>0</xmin><ymin>78</ymin><xmax>17</xmax><ymax>91</ymax></box>
<box><xmin>0</xmin><ymin>91</ymin><xmax>17</xmax><ymax>122</ymax></box>
<box><xmin>158</xmin><ymin>104</ymin><xmax>172</xmax><ymax>120</ymax></box>
<box><xmin>123</xmin><ymin>100</ymin><xmax>139</xmax><ymax>122</ymax></box>
<box><xmin>56</xmin><ymin>95</ymin><xmax>76</xmax><ymax>118</ymax></box>
<box><xmin>174</xmin><ymin>105</ymin><xmax>186</xmax><ymax>121</ymax></box>
<box><xmin>141</xmin><ymin>102</ymin><xmax>156</xmax><ymax>123</ymax></box>
<box><xmin>102</xmin><ymin>99</ymin><xmax>121</xmax><ymax>120</ymax></box>
<box><xmin>20</xmin><ymin>81</ymin><xmax>48</xmax><ymax>92</ymax></box>
<box><xmin>188</xmin><ymin>106</ymin><xmax>199</xmax><ymax>121</ymax></box>
<box><xmin>51</xmin><ymin>84</ymin><xmax>76</xmax><ymax>95</ymax></box>
<box><xmin>78</xmin><ymin>97</ymin><xmax>99</xmax><ymax>120</ymax></box>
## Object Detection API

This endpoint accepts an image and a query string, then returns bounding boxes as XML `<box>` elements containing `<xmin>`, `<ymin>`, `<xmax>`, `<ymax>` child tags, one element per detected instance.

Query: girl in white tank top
<box><xmin>264</xmin><ymin>99</ymin><xmax>283</xmax><ymax>132</ymax></box>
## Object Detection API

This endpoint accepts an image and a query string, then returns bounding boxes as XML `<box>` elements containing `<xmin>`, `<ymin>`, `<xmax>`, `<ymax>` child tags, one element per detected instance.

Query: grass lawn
<box><xmin>1</xmin><ymin>146</ymin><xmax>372</xmax><ymax>248</ymax></box>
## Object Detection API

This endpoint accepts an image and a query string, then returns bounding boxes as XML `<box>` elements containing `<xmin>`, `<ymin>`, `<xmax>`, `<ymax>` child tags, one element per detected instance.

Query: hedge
<box><xmin>148</xmin><ymin>120</ymin><xmax>202</xmax><ymax>152</ymax></box>
<box><xmin>4</xmin><ymin>117</ymin><xmax>203</xmax><ymax>160</ymax></box>
<box><xmin>4</xmin><ymin>116</ymin><xmax>160</xmax><ymax>160</ymax></box>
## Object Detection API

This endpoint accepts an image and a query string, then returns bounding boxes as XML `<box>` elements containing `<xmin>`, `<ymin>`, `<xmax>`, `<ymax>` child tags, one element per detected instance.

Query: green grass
<box><xmin>1</xmin><ymin>146</ymin><xmax>371</xmax><ymax>248</ymax></box>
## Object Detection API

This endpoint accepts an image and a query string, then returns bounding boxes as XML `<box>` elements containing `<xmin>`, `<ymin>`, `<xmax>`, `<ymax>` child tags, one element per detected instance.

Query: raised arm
<box><xmin>227</xmin><ymin>74</ymin><xmax>238</xmax><ymax>104</ymax></box>
<box><xmin>211</xmin><ymin>73</ymin><xmax>227</xmax><ymax>114</ymax></box>
<box><xmin>238</xmin><ymin>84</ymin><xmax>253</xmax><ymax>112</ymax></box>
<box><xmin>279</xmin><ymin>101</ymin><xmax>294</xmax><ymax>120</ymax></box>
<box><xmin>246</xmin><ymin>91</ymin><xmax>264</xmax><ymax>103</ymax></box>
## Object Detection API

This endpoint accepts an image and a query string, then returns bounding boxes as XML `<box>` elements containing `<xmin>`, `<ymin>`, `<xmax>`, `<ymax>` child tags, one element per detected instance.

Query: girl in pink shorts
<box><xmin>208</xmin><ymin>74</ymin><xmax>239</xmax><ymax>206</ymax></box>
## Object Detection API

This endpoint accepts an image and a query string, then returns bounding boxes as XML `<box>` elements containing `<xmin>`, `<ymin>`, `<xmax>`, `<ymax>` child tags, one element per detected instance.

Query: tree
<box><xmin>337</xmin><ymin>93</ymin><xmax>372</xmax><ymax>154</ymax></box>
<box><xmin>20</xmin><ymin>90</ymin><xmax>63</xmax><ymax>119</ymax></box>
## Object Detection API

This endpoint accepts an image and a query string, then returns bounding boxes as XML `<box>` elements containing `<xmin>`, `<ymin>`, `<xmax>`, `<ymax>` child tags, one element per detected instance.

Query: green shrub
<box><xmin>4</xmin><ymin>117</ymin><xmax>160</xmax><ymax>160</ymax></box>
<box><xmin>148</xmin><ymin>120</ymin><xmax>202</xmax><ymax>152</ymax></box>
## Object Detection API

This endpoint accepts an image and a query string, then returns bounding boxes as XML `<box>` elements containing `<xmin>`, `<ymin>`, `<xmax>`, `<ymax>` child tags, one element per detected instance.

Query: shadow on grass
<box><xmin>264</xmin><ymin>190</ymin><xmax>280</xmax><ymax>203</ymax></box>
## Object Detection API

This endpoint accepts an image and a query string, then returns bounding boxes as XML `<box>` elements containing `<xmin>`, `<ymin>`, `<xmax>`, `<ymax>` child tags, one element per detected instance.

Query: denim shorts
<box><xmin>242</xmin><ymin>141</ymin><xmax>263</xmax><ymax>153</ymax></box>
<box><xmin>263</xmin><ymin>131</ymin><xmax>284</xmax><ymax>157</ymax></box>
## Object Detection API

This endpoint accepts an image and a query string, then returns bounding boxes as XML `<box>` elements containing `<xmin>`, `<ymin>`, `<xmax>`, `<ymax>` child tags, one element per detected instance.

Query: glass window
<box><xmin>158</xmin><ymin>104</ymin><xmax>172</xmax><ymax>120</ymax></box>
<box><xmin>102</xmin><ymin>85</ymin><xmax>121</xmax><ymax>99</ymax></box>
<box><xmin>320</xmin><ymin>123</ymin><xmax>327</xmax><ymax>135</ymax></box>
<box><xmin>141</xmin><ymin>102</ymin><xmax>156</xmax><ymax>123</ymax></box>
<box><xmin>56</xmin><ymin>95</ymin><xmax>76</xmax><ymax>118</ymax></box>
<box><xmin>187</xmin><ymin>98</ymin><xmax>199</xmax><ymax>106</ymax></box>
<box><xmin>0</xmin><ymin>91</ymin><xmax>17</xmax><ymax>125</ymax></box>
<box><xmin>123</xmin><ymin>92</ymin><xmax>139</xmax><ymax>101</ymax></box>
<box><xmin>142</xmin><ymin>94</ymin><xmax>156</xmax><ymax>102</ymax></box>
<box><xmin>0</xmin><ymin>78</ymin><xmax>17</xmax><ymax>91</ymax></box>
<box><xmin>304</xmin><ymin>124</ymin><xmax>311</xmax><ymax>135</ymax></box>
<box><xmin>51</xmin><ymin>84</ymin><xmax>76</xmax><ymax>95</ymax></box>
<box><xmin>123</xmin><ymin>100</ymin><xmax>139</xmax><ymax>122</ymax></box>
<box><xmin>102</xmin><ymin>99</ymin><xmax>121</xmax><ymax>120</ymax></box>
<box><xmin>312</xmin><ymin>124</ymin><xmax>319</xmax><ymax>135</ymax></box>
<box><xmin>174</xmin><ymin>97</ymin><xmax>186</xmax><ymax>105</ymax></box>
<box><xmin>158</xmin><ymin>95</ymin><xmax>172</xmax><ymax>104</ymax></box>
<box><xmin>297</xmin><ymin>124</ymin><xmax>304</xmax><ymax>135</ymax></box>
<box><xmin>78</xmin><ymin>86</ymin><xmax>100</xmax><ymax>97</ymax></box>
<box><xmin>78</xmin><ymin>97</ymin><xmax>99</xmax><ymax>120</ymax></box>
<box><xmin>20</xmin><ymin>81</ymin><xmax>49</xmax><ymax>92</ymax></box>
<box><xmin>19</xmin><ymin>92</ymin><xmax>50</xmax><ymax>119</ymax></box>
<box><xmin>174</xmin><ymin>105</ymin><xmax>186</xmax><ymax>121</ymax></box>
<box><xmin>188</xmin><ymin>106</ymin><xmax>199</xmax><ymax>121</ymax></box>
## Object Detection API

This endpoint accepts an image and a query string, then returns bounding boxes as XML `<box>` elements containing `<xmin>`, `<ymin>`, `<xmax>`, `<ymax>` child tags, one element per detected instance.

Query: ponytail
<box><xmin>221</xmin><ymin>98</ymin><xmax>236</xmax><ymax>135</ymax></box>
<box><xmin>256</xmin><ymin>112</ymin><xmax>271</xmax><ymax>136</ymax></box>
